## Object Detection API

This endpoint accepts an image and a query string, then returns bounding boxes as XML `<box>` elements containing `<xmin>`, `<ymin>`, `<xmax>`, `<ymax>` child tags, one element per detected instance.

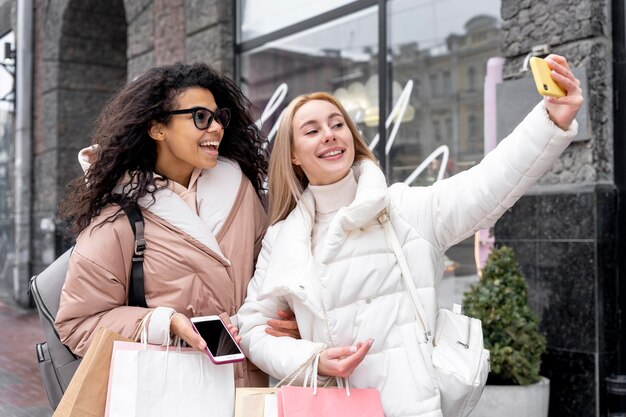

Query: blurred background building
<box><xmin>0</xmin><ymin>1</ymin><xmax>623</xmax><ymax>416</ymax></box>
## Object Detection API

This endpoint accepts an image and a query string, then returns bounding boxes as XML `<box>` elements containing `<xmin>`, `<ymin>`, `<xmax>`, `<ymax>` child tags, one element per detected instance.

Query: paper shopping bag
<box><xmin>105</xmin><ymin>341</ymin><xmax>235</xmax><ymax>417</ymax></box>
<box><xmin>277</xmin><ymin>386</ymin><xmax>384</xmax><ymax>417</ymax></box>
<box><xmin>53</xmin><ymin>327</ymin><xmax>132</xmax><ymax>417</ymax></box>
<box><xmin>235</xmin><ymin>387</ymin><xmax>280</xmax><ymax>417</ymax></box>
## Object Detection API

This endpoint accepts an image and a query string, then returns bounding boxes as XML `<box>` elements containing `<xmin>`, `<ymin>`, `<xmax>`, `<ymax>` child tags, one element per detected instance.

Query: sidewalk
<box><xmin>0</xmin><ymin>293</ymin><xmax>53</xmax><ymax>417</ymax></box>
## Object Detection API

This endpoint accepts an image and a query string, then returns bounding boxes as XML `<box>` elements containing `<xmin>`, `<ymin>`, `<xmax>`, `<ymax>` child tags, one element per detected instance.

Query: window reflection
<box><xmin>241</xmin><ymin>7</ymin><xmax>379</xmax><ymax>142</ymax></box>
<box><xmin>387</xmin><ymin>2</ymin><xmax>500</xmax><ymax>185</ymax></box>
<box><xmin>237</xmin><ymin>0</ymin><xmax>502</xmax><ymax>282</ymax></box>
<box><xmin>0</xmin><ymin>31</ymin><xmax>14</xmax><ymax>272</ymax></box>
<box><xmin>387</xmin><ymin>0</ymin><xmax>501</xmax><ymax>279</ymax></box>
<box><xmin>239</xmin><ymin>0</ymin><xmax>358</xmax><ymax>41</ymax></box>
<box><xmin>467</xmin><ymin>66</ymin><xmax>476</xmax><ymax>92</ymax></box>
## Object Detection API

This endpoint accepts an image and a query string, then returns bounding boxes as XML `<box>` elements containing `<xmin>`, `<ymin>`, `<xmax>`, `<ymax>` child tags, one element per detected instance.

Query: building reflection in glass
<box><xmin>239</xmin><ymin>1</ymin><xmax>501</xmax><ymax>278</ymax></box>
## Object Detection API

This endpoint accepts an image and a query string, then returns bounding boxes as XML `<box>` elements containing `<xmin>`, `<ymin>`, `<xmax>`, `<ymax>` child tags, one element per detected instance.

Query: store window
<box><xmin>239</xmin><ymin>0</ymin><xmax>359</xmax><ymax>42</ymax></box>
<box><xmin>429</xmin><ymin>74</ymin><xmax>438</xmax><ymax>98</ymax></box>
<box><xmin>467</xmin><ymin>66</ymin><xmax>476</xmax><ymax>92</ymax></box>
<box><xmin>442</xmin><ymin>70</ymin><xmax>451</xmax><ymax>96</ymax></box>
<box><xmin>236</xmin><ymin>0</ymin><xmax>502</xmax><ymax>289</ymax></box>
<box><xmin>239</xmin><ymin>5</ymin><xmax>379</xmax><ymax>144</ymax></box>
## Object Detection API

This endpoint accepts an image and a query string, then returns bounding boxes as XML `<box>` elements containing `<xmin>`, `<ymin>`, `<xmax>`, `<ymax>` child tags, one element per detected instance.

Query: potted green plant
<box><xmin>463</xmin><ymin>245</ymin><xmax>550</xmax><ymax>417</ymax></box>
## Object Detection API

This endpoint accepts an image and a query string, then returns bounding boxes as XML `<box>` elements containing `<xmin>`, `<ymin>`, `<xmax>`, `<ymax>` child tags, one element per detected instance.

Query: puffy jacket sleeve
<box><xmin>238</xmin><ymin>225</ymin><xmax>327</xmax><ymax>383</ymax></box>
<box><xmin>55</xmin><ymin>211</ymin><xmax>152</xmax><ymax>357</ymax></box>
<box><xmin>390</xmin><ymin>101</ymin><xmax>578</xmax><ymax>251</ymax></box>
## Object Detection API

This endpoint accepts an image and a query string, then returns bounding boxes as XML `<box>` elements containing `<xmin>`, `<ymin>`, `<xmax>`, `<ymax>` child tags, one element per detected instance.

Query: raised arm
<box><xmin>392</xmin><ymin>54</ymin><xmax>583</xmax><ymax>251</ymax></box>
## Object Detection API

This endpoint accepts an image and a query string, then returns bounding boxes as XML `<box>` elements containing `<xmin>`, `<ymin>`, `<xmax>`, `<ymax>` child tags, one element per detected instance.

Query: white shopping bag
<box><xmin>105</xmin><ymin>341</ymin><xmax>235</xmax><ymax>417</ymax></box>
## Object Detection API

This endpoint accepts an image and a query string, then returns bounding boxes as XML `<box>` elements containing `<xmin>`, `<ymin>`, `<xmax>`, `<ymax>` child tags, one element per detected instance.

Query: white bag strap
<box><xmin>275</xmin><ymin>351</ymin><xmax>350</xmax><ymax>396</ymax></box>
<box><xmin>378</xmin><ymin>210</ymin><xmax>432</xmax><ymax>342</ymax></box>
<box><xmin>307</xmin><ymin>352</ymin><xmax>350</xmax><ymax>396</ymax></box>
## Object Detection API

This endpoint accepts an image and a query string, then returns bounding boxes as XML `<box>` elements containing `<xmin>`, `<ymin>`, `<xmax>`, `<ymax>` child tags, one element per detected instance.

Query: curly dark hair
<box><xmin>59</xmin><ymin>62</ymin><xmax>268</xmax><ymax>235</ymax></box>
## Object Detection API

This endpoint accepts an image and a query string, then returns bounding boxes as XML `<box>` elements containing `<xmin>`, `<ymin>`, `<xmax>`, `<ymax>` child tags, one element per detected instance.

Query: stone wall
<box><xmin>184</xmin><ymin>0</ymin><xmax>234</xmax><ymax>76</ymax></box>
<box><xmin>14</xmin><ymin>0</ymin><xmax>235</xmax><ymax>304</ymax></box>
<box><xmin>500</xmin><ymin>0</ymin><xmax>613</xmax><ymax>185</ymax></box>
<box><xmin>31</xmin><ymin>0</ymin><xmax>127</xmax><ymax>279</ymax></box>
<box><xmin>127</xmin><ymin>0</ymin><xmax>233</xmax><ymax>81</ymax></box>
<box><xmin>496</xmin><ymin>1</ymin><xmax>619</xmax><ymax>416</ymax></box>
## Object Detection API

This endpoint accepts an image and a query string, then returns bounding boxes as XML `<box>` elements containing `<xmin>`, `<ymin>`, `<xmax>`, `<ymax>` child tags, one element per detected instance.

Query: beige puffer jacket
<box><xmin>56</xmin><ymin>158</ymin><xmax>268</xmax><ymax>387</ymax></box>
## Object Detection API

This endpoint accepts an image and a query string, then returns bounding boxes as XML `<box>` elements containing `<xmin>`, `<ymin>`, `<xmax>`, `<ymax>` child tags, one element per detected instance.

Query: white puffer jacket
<box><xmin>238</xmin><ymin>102</ymin><xmax>577</xmax><ymax>417</ymax></box>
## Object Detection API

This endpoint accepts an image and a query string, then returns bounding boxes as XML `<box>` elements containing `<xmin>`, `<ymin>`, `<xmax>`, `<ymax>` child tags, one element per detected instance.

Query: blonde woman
<box><xmin>238</xmin><ymin>55</ymin><xmax>583</xmax><ymax>416</ymax></box>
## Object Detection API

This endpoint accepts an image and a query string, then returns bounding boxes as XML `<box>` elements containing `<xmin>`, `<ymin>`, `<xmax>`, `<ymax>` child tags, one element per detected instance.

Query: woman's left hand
<box><xmin>543</xmin><ymin>54</ymin><xmax>584</xmax><ymax>131</ymax></box>
<box><xmin>266</xmin><ymin>309</ymin><xmax>301</xmax><ymax>339</ymax></box>
<box><xmin>170</xmin><ymin>313</ymin><xmax>207</xmax><ymax>351</ymax></box>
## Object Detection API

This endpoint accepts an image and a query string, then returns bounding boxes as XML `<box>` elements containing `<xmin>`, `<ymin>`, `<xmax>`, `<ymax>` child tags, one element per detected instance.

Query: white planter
<box><xmin>469</xmin><ymin>377</ymin><xmax>550</xmax><ymax>417</ymax></box>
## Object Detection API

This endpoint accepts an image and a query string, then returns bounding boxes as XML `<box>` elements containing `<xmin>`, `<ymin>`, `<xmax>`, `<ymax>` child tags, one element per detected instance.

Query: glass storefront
<box><xmin>240</xmin><ymin>5</ymin><xmax>379</xmax><ymax>144</ymax></box>
<box><xmin>237</xmin><ymin>0</ymin><xmax>502</xmax><ymax>283</ymax></box>
<box><xmin>387</xmin><ymin>0</ymin><xmax>501</xmax><ymax>186</ymax></box>
<box><xmin>239</xmin><ymin>0</ymin><xmax>359</xmax><ymax>42</ymax></box>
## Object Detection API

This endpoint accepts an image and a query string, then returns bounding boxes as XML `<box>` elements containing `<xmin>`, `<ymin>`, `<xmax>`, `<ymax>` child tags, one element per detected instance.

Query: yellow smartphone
<box><xmin>529</xmin><ymin>57</ymin><xmax>566</xmax><ymax>97</ymax></box>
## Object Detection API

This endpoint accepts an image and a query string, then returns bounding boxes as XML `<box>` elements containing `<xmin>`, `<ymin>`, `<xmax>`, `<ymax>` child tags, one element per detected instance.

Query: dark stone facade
<box><xmin>497</xmin><ymin>0</ymin><xmax>622</xmax><ymax>416</ymax></box>
<box><xmin>496</xmin><ymin>185</ymin><xmax>619</xmax><ymax>416</ymax></box>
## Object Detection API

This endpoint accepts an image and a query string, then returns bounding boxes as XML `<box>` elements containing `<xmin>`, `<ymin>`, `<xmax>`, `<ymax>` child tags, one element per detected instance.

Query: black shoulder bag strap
<box><xmin>121</xmin><ymin>204</ymin><xmax>148</xmax><ymax>308</ymax></box>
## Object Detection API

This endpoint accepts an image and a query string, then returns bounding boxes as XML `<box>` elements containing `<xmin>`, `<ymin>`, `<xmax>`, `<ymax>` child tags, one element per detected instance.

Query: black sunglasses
<box><xmin>165</xmin><ymin>107</ymin><xmax>231</xmax><ymax>130</ymax></box>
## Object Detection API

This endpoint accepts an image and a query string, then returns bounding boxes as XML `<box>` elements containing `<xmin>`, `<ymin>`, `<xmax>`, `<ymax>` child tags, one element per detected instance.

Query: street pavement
<box><xmin>0</xmin><ymin>292</ymin><xmax>52</xmax><ymax>417</ymax></box>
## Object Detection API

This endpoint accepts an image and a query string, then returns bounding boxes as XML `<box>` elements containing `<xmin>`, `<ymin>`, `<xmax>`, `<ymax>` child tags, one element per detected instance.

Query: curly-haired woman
<box><xmin>55</xmin><ymin>63</ymin><xmax>293</xmax><ymax>387</ymax></box>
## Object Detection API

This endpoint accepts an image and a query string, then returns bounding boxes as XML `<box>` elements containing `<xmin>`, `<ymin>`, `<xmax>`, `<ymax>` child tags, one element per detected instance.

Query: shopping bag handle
<box><xmin>274</xmin><ymin>351</ymin><xmax>351</xmax><ymax>396</ymax></box>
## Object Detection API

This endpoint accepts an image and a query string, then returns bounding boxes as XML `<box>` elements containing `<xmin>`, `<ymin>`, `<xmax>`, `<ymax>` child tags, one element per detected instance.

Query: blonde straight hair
<box><xmin>268</xmin><ymin>92</ymin><xmax>377</xmax><ymax>225</ymax></box>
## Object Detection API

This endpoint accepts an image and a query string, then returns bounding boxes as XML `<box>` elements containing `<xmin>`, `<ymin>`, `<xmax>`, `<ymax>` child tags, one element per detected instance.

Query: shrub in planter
<box><xmin>462</xmin><ymin>245</ymin><xmax>546</xmax><ymax>385</ymax></box>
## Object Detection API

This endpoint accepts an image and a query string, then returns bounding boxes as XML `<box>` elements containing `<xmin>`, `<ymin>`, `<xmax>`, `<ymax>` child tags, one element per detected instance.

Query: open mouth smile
<box><xmin>319</xmin><ymin>149</ymin><xmax>345</xmax><ymax>159</ymax></box>
<box><xmin>199</xmin><ymin>140</ymin><xmax>220</xmax><ymax>152</ymax></box>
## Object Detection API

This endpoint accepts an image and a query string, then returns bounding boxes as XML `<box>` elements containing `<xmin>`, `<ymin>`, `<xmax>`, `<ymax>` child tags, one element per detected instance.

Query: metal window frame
<box><xmin>234</xmin><ymin>0</ymin><xmax>389</xmax><ymax>168</ymax></box>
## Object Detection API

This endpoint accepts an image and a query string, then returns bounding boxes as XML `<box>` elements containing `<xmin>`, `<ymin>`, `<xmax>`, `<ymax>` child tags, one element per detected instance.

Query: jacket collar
<box><xmin>294</xmin><ymin>159</ymin><xmax>389</xmax><ymax>255</ymax></box>
<box><xmin>77</xmin><ymin>145</ymin><xmax>238</xmax><ymax>264</ymax></box>
<box><xmin>333</xmin><ymin>159</ymin><xmax>389</xmax><ymax>227</ymax></box>
<box><xmin>313</xmin><ymin>160</ymin><xmax>389</xmax><ymax>262</ymax></box>
<box><xmin>257</xmin><ymin>160</ymin><xmax>389</xmax><ymax>308</ymax></box>
<box><xmin>138</xmin><ymin>160</ymin><xmax>241</xmax><ymax>264</ymax></box>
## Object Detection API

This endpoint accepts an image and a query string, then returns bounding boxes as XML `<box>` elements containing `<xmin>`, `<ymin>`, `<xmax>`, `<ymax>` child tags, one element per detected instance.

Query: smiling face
<box><xmin>150</xmin><ymin>87</ymin><xmax>224</xmax><ymax>187</ymax></box>
<box><xmin>290</xmin><ymin>99</ymin><xmax>356</xmax><ymax>186</ymax></box>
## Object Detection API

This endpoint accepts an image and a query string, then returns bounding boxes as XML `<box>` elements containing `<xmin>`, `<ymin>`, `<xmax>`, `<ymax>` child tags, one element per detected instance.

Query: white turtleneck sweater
<box><xmin>308</xmin><ymin>169</ymin><xmax>358</xmax><ymax>258</ymax></box>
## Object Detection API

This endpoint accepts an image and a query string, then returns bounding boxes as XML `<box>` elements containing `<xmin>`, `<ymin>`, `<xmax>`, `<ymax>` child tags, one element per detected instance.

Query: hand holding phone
<box><xmin>190</xmin><ymin>315</ymin><xmax>245</xmax><ymax>364</ymax></box>
<box><xmin>533</xmin><ymin>54</ymin><xmax>583</xmax><ymax>131</ymax></box>
<box><xmin>529</xmin><ymin>57</ymin><xmax>566</xmax><ymax>97</ymax></box>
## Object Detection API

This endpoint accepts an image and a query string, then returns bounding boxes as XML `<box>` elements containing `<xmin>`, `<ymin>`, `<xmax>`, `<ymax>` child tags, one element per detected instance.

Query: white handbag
<box><xmin>379</xmin><ymin>210</ymin><xmax>490</xmax><ymax>417</ymax></box>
